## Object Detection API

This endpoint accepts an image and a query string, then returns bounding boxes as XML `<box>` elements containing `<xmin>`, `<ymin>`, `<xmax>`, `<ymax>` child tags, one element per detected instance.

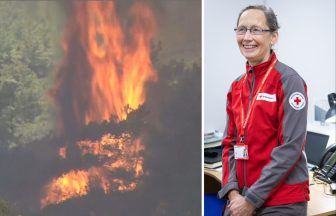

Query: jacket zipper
<box><xmin>243</xmin><ymin>70</ymin><xmax>255</xmax><ymax>188</ymax></box>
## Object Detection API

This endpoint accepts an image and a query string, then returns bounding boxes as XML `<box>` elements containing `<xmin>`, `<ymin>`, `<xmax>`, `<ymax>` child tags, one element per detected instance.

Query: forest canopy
<box><xmin>0</xmin><ymin>2</ymin><xmax>62</xmax><ymax>148</ymax></box>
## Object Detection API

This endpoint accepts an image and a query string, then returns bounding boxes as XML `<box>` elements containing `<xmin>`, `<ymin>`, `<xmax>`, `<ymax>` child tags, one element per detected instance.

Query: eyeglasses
<box><xmin>234</xmin><ymin>26</ymin><xmax>272</xmax><ymax>35</ymax></box>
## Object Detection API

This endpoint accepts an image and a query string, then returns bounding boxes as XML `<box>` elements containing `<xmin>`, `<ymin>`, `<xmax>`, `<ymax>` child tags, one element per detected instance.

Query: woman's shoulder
<box><xmin>274</xmin><ymin>61</ymin><xmax>302</xmax><ymax>79</ymax></box>
<box><xmin>232</xmin><ymin>74</ymin><xmax>245</xmax><ymax>83</ymax></box>
<box><xmin>274</xmin><ymin>61</ymin><xmax>306</xmax><ymax>86</ymax></box>
<box><xmin>229</xmin><ymin>74</ymin><xmax>245</xmax><ymax>90</ymax></box>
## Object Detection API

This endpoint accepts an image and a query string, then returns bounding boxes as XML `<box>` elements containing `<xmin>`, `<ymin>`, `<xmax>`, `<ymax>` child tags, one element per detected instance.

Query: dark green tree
<box><xmin>0</xmin><ymin>2</ymin><xmax>61</xmax><ymax>148</ymax></box>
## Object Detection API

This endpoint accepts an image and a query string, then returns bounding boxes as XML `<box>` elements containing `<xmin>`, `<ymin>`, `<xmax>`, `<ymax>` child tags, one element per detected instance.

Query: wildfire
<box><xmin>41</xmin><ymin>134</ymin><xmax>145</xmax><ymax>208</ymax></box>
<box><xmin>42</xmin><ymin>0</ymin><xmax>156</xmax><ymax>209</ymax></box>
<box><xmin>78</xmin><ymin>133</ymin><xmax>131</xmax><ymax>159</ymax></box>
<box><xmin>41</xmin><ymin>170</ymin><xmax>90</xmax><ymax>208</ymax></box>
<box><xmin>50</xmin><ymin>0</ymin><xmax>157</xmax><ymax>131</ymax></box>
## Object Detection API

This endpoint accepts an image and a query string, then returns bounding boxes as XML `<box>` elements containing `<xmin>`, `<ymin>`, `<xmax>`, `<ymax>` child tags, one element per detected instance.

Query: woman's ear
<box><xmin>271</xmin><ymin>31</ymin><xmax>279</xmax><ymax>45</ymax></box>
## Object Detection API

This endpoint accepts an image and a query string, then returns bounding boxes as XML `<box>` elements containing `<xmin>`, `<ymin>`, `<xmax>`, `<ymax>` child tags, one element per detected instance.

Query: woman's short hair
<box><xmin>237</xmin><ymin>5</ymin><xmax>280</xmax><ymax>32</ymax></box>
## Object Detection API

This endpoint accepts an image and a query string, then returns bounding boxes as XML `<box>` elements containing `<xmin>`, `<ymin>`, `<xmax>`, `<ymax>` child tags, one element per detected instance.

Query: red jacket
<box><xmin>218</xmin><ymin>52</ymin><xmax>309</xmax><ymax>208</ymax></box>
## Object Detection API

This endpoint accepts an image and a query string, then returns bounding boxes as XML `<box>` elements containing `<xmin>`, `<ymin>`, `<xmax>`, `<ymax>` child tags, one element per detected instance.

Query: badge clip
<box><xmin>239</xmin><ymin>136</ymin><xmax>245</xmax><ymax>144</ymax></box>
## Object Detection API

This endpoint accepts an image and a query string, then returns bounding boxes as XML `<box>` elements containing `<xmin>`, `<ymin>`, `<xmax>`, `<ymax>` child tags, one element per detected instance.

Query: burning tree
<box><xmin>42</xmin><ymin>1</ymin><xmax>158</xmax><ymax>208</ymax></box>
<box><xmin>49</xmin><ymin>1</ymin><xmax>157</xmax><ymax>133</ymax></box>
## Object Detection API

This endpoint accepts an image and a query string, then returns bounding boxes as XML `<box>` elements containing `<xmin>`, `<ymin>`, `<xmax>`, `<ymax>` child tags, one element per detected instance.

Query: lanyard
<box><xmin>239</xmin><ymin>59</ymin><xmax>277</xmax><ymax>143</ymax></box>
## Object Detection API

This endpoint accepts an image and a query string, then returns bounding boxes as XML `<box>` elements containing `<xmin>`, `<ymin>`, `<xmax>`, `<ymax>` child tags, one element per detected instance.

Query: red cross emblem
<box><xmin>289</xmin><ymin>92</ymin><xmax>306</xmax><ymax>110</ymax></box>
<box><xmin>294</xmin><ymin>97</ymin><xmax>302</xmax><ymax>105</ymax></box>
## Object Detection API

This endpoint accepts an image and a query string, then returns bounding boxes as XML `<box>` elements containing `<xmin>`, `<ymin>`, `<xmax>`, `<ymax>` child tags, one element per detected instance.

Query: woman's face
<box><xmin>236</xmin><ymin>9</ymin><xmax>278</xmax><ymax>66</ymax></box>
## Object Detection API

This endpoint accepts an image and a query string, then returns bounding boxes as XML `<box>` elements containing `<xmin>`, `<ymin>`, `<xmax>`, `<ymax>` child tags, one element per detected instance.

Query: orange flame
<box><xmin>44</xmin><ymin>1</ymin><xmax>155</xmax><ymax>208</ymax></box>
<box><xmin>41</xmin><ymin>134</ymin><xmax>144</xmax><ymax>208</ymax></box>
<box><xmin>41</xmin><ymin>170</ymin><xmax>90</xmax><ymax>208</ymax></box>
<box><xmin>50</xmin><ymin>1</ymin><xmax>157</xmax><ymax>131</ymax></box>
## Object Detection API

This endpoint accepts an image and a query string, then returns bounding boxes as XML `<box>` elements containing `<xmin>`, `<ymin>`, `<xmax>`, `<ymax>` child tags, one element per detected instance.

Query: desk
<box><xmin>204</xmin><ymin>168</ymin><xmax>336</xmax><ymax>216</ymax></box>
<box><xmin>308</xmin><ymin>173</ymin><xmax>336</xmax><ymax>216</ymax></box>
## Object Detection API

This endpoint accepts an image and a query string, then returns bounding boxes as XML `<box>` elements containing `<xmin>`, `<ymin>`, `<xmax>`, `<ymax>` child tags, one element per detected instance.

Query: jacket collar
<box><xmin>245</xmin><ymin>51</ymin><xmax>277</xmax><ymax>77</ymax></box>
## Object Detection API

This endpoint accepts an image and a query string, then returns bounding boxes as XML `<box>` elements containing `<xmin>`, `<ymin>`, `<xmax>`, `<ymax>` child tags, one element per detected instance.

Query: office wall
<box><xmin>204</xmin><ymin>0</ymin><xmax>335</xmax><ymax>132</ymax></box>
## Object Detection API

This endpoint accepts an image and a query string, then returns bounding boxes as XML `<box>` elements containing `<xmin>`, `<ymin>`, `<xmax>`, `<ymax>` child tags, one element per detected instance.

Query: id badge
<box><xmin>234</xmin><ymin>144</ymin><xmax>249</xmax><ymax>160</ymax></box>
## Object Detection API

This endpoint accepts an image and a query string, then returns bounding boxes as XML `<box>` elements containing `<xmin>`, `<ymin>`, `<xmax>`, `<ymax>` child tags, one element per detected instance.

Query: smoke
<box><xmin>60</xmin><ymin>0</ymin><xmax>201</xmax><ymax>63</ymax></box>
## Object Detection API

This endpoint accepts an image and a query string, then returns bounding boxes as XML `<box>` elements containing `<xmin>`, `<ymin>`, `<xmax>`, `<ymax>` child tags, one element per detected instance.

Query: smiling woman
<box><xmin>217</xmin><ymin>5</ymin><xmax>310</xmax><ymax>216</ymax></box>
<box><xmin>235</xmin><ymin>7</ymin><xmax>279</xmax><ymax>66</ymax></box>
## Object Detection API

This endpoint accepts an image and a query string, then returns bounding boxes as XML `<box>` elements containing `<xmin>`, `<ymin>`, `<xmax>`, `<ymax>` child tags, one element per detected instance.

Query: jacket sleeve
<box><xmin>218</xmin><ymin>85</ymin><xmax>239</xmax><ymax>199</ymax></box>
<box><xmin>244</xmin><ymin>74</ymin><xmax>308</xmax><ymax>208</ymax></box>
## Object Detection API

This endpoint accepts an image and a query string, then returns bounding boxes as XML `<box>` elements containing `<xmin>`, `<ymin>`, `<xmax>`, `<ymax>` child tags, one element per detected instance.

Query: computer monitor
<box><xmin>305</xmin><ymin>131</ymin><xmax>330</xmax><ymax>166</ymax></box>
